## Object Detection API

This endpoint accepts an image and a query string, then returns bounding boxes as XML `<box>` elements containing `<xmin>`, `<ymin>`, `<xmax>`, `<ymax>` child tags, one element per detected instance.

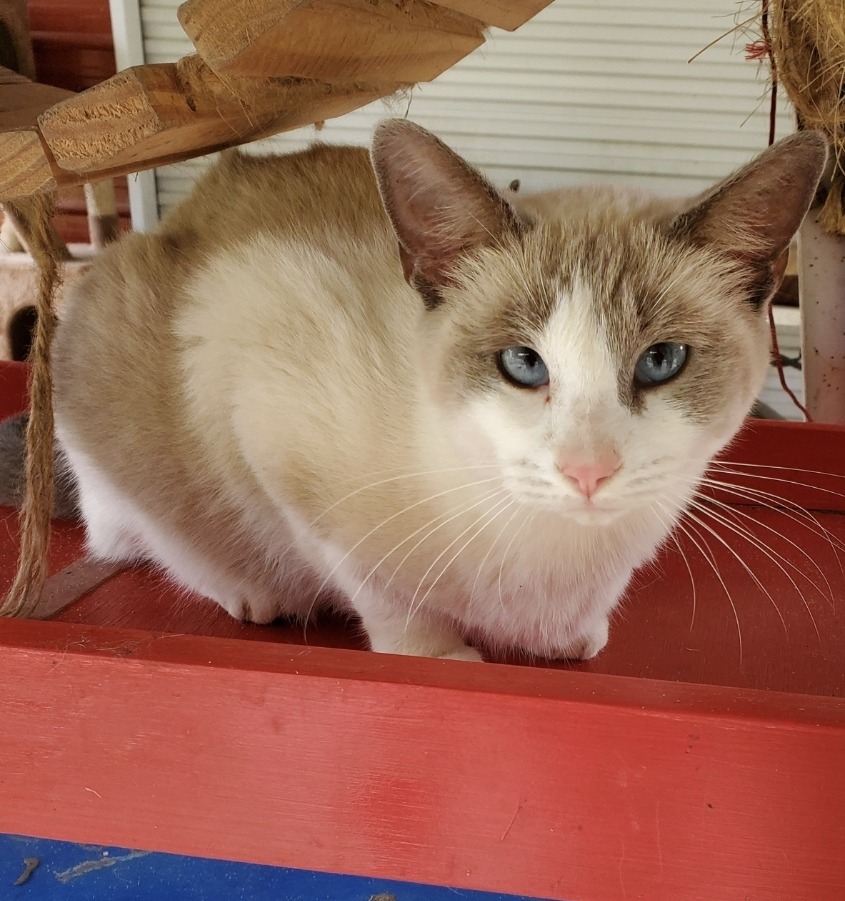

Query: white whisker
<box><xmin>697</xmin><ymin>490</ymin><xmax>835</xmax><ymax>610</ymax></box>
<box><xmin>310</xmin><ymin>464</ymin><xmax>500</xmax><ymax>525</ymax></box>
<box><xmin>405</xmin><ymin>496</ymin><xmax>516</xmax><ymax>629</ymax></box>
<box><xmin>355</xmin><ymin>486</ymin><xmax>506</xmax><ymax>609</ymax></box>
<box><xmin>653</xmin><ymin>499</ymin><xmax>697</xmax><ymax>631</ymax></box>
<box><xmin>303</xmin><ymin>474</ymin><xmax>502</xmax><ymax>635</ymax></box>
<box><xmin>689</xmin><ymin>500</ymin><xmax>821</xmax><ymax>643</ymax></box>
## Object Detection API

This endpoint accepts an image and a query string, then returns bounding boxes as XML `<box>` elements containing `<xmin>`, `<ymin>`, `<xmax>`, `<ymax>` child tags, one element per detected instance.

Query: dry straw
<box><xmin>769</xmin><ymin>0</ymin><xmax>845</xmax><ymax>232</ymax></box>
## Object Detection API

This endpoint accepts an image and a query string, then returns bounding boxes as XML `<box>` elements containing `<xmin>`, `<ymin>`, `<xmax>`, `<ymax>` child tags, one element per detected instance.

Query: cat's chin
<box><xmin>561</xmin><ymin>505</ymin><xmax>627</xmax><ymax>527</ymax></box>
<box><xmin>517</xmin><ymin>495</ymin><xmax>628</xmax><ymax>526</ymax></box>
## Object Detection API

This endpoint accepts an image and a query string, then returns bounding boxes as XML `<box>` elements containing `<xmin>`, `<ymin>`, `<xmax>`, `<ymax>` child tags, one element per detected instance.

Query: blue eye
<box><xmin>497</xmin><ymin>346</ymin><xmax>549</xmax><ymax>388</ymax></box>
<box><xmin>635</xmin><ymin>342</ymin><xmax>688</xmax><ymax>386</ymax></box>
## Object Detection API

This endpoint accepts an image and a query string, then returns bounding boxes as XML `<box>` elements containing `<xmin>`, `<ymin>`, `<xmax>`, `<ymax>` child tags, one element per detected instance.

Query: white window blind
<box><xmin>139</xmin><ymin>0</ymin><xmax>794</xmax><ymax>215</ymax></box>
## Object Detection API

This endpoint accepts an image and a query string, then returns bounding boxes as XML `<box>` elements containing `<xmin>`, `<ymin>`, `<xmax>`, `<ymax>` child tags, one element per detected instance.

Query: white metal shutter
<box><xmin>138</xmin><ymin>0</ymin><xmax>804</xmax><ymax>419</ymax></box>
<box><xmin>139</xmin><ymin>0</ymin><xmax>794</xmax><ymax>214</ymax></box>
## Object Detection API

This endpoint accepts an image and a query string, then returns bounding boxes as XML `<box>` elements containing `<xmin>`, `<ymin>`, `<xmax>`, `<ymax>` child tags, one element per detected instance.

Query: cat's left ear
<box><xmin>670</xmin><ymin>131</ymin><xmax>827</xmax><ymax>308</ymax></box>
<box><xmin>371</xmin><ymin>119</ymin><xmax>523</xmax><ymax>308</ymax></box>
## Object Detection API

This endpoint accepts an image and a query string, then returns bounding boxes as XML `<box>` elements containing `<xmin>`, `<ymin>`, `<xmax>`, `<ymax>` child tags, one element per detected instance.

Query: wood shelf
<box><xmin>0</xmin><ymin>361</ymin><xmax>843</xmax><ymax>899</ymax></box>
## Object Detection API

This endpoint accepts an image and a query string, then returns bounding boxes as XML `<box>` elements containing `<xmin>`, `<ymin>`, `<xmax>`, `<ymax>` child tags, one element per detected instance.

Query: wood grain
<box><xmin>0</xmin><ymin>66</ymin><xmax>72</xmax><ymax>199</ymax></box>
<box><xmin>37</xmin><ymin>56</ymin><xmax>392</xmax><ymax>179</ymax></box>
<box><xmin>0</xmin><ymin>130</ymin><xmax>56</xmax><ymax>198</ymax></box>
<box><xmin>177</xmin><ymin>0</ymin><xmax>484</xmax><ymax>83</ymax></box>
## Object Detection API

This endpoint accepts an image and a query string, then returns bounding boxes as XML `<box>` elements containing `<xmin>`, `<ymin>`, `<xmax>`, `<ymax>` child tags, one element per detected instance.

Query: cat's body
<box><xmin>45</xmin><ymin>123</ymin><xmax>825</xmax><ymax>661</ymax></box>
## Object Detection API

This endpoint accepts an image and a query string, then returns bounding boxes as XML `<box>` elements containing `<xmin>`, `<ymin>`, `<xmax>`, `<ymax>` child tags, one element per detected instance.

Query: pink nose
<box><xmin>559</xmin><ymin>453</ymin><xmax>621</xmax><ymax>499</ymax></box>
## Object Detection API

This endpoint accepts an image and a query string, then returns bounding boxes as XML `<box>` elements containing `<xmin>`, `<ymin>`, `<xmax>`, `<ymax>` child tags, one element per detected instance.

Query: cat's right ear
<box><xmin>669</xmin><ymin>131</ymin><xmax>827</xmax><ymax>308</ymax></box>
<box><xmin>371</xmin><ymin>119</ymin><xmax>523</xmax><ymax>308</ymax></box>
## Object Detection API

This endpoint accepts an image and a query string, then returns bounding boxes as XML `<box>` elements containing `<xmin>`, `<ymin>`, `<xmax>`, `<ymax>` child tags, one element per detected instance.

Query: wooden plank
<box><xmin>37</xmin><ymin>56</ymin><xmax>393</xmax><ymax>179</ymax></box>
<box><xmin>0</xmin><ymin>65</ymin><xmax>74</xmax><ymax>129</ymax></box>
<box><xmin>0</xmin><ymin>67</ymin><xmax>73</xmax><ymax>200</ymax></box>
<box><xmin>0</xmin><ymin>130</ymin><xmax>56</xmax><ymax>198</ymax></box>
<box><xmin>177</xmin><ymin>0</ymin><xmax>484</xmax><ymax>83</ymax></box>
<box><xmin>708</xmin><ymin>419</ymin><xmax>845</xmax><ymax>513</ymax></box>
<box><xmin>431</xmin><ymin>0</ymin><xmax>554</xmax><ymax>31</ymax></box>
<box><xmin>1</xmin><ymin>363</ymin><xmax>845</xmax><ymax>895</ymax></box>
<box><xmin>0</xmin><ymin>618</ymin><xmax>843</xmax><ymax>901</ymax></box>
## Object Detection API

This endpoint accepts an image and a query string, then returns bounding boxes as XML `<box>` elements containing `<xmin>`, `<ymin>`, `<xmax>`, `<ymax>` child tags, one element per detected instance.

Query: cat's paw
<box><xmin>437</xmin><ymin>646</ymin><xmax>484</xmax><ymax>663</ymax></box>
<box><xmin>558</xmin><ymin>616</ymin><xmax>609</xmax><ymax>661</ymax></box>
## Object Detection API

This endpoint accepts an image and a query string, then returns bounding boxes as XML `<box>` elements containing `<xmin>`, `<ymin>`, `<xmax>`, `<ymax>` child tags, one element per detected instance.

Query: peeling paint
<box><xmin>54</xmin><ymin>850</ymin><xmax>151</xmax><ymax>884</ymax></box>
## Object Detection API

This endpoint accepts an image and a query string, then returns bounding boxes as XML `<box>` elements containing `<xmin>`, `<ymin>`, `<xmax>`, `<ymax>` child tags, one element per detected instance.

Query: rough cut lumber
<box><xmin>430</xmin><ymin>0</ymin><xmax>554</xmax><ymax>31</ymax></box>
<box><xmin>0</xmin><ymin>66</ymin><xmax>74</xmax><ymax>199</ymax></box>
<box><xmin>0</xmin><ymin>131</ymin><xmax>56</xmax><ymax>198</ymax></box>
<box><xmin>177</xmin><ymin>0</ymin><xmax>484</xmax><ymax>83</ymax></box>
<box><xmin>0</xmin><ymin>66</ymin><xmax>73</xmax><ymax>130</ymax></box>
<box><xmin>37</xmin><ymin>55</ymin><xmax>394</xmax><ymax>179</ymax></box>
<box><xmin>0</xmin><ymin>0</ymin><xmax>553</xmax><ymax>199</ymax></box>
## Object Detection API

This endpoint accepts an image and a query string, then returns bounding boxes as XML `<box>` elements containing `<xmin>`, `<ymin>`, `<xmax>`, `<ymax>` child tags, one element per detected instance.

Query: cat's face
<box><xmin>372</xmin><ymin>120</ymin><xmax>825</xmax><ymax>524</ymax></box>
<box><xmin>423</xmin><ymin>221</ymin><xmax>771</xmax><ymax>524</ymax></box>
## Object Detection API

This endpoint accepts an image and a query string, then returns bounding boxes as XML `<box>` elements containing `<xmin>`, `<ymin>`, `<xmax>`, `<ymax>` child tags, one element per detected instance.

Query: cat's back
<box><xmin>52</xmin><ymin>142</ymin><xmax>393</xmax><ymax>479</ymax></box>
<box><xmin>159</xmin><ymin>142</ymin><xmax>386</xmax><ymax>254</ymax></box>
<box><xmin>513</xmin><ymin>182</ymin><xmax>685</xmax><ymax>228</ymax></box>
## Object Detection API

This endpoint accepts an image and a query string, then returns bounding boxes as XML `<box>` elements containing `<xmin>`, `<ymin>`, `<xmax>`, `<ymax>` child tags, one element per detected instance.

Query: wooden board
<box><xmin>0</xmin><ymin>66</ymin><xmax>73</xmax><ymax>199</ymax></box>
<box><xmin>0</xmin><ymin>0</ymin><xmax>557</xmax><ymax>199</ymax></box>
<box><xmin>36</xmin><ymin>56</ymin><xmax>391</xmax><ymax>180</ymax></box>
<box><xmin>1</xmin><ymin>617</ymin><xmax>843</xmax><ymax>901</ymax></box>
<box><xmin>431</xmin><ymin>0</ymin><xmax>554</xmax><ymax>31</ymax></box>
<box><xmin>177</xmin><ymin>0</ymin><xmax>484</xmax><ymax>83</ymax></box>
<box><xmin>1</xmin><ymin>360</ymin><xmax>843</xmax><ymax>900</ymax></box>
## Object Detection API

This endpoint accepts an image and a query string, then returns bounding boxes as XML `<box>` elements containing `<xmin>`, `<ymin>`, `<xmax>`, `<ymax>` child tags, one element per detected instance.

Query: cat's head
<box><xmin>371</xmin><ymin>120</ymin><xmax>826</xmax><ymax>524</ymax></box>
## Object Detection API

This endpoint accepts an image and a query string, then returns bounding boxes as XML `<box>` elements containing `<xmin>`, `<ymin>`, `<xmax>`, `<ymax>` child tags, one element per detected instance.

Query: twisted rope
<box><xmin>0</xmin><ymin>193</ymin><xmax>61</xmax><ymax>618</ymax></box>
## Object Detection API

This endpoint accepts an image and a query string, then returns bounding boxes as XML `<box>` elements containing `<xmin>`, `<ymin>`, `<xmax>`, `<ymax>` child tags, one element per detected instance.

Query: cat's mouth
<box><xmin>506</xmin><ymin>479</ymin><xmax>627</xmax><ymax>524</ymax></box>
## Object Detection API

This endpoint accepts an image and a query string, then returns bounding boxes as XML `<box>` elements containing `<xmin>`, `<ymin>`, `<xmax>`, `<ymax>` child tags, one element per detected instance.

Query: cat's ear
<box><xmin>371</xmin><ymin>119</ymin><xmax>523</xmax><ymax>308</ymax></box>
<box><xmin>670</xmin><ymin>131</ymin><xmax>827</xmax><ymax>308</ymax></box>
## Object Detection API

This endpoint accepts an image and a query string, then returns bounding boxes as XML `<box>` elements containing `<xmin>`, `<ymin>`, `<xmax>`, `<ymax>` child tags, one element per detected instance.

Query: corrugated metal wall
<box><xmin>139</xmin><ymin>0</ymin><xmax>794</xmax><ymax>213</ymax></box>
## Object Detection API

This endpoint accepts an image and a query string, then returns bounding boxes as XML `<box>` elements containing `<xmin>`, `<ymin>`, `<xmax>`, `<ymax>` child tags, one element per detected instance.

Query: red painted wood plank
<box><xmin>1</xmin><ymin>361</ymin><xmax>844</xmax><ymax>897</ymax></box>
<box><xmin>0</xmin><ymin>619</ymin><xmax>843</xmax><ymax>901</ymax></box>
<box><xmin>712</xmin><ymin>419</ymin><xmax>845</xmax><ymax>513</ymax></box>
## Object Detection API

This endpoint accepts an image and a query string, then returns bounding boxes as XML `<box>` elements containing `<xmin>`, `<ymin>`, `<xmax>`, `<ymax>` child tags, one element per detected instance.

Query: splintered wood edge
<box><xmin>38</xmin><ymin>67</ymin><xmax>175</xmax><ymax>173</ymax></box>
<box><xmin>36</xmin><ymin>58</ymin><xmax>399</xmax><ymax>181</ymax></box>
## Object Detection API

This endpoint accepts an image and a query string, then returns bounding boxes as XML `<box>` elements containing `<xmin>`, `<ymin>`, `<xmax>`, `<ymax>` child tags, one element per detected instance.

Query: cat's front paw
<box><xmin>559</xmin><ymin>616</ymin><xmax>609</xmax><ymax>661</ymax></box>
<box><xmin>438</xmin><ymin>646</ymin><xmax>484</xmax><ymax>663</ymax></box>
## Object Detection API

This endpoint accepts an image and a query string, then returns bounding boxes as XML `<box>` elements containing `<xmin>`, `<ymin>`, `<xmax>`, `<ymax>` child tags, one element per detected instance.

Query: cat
<box><xmin>5</xmin><ymin>120</ymin><xmax>826</xmax><ymax>662</ymax></box>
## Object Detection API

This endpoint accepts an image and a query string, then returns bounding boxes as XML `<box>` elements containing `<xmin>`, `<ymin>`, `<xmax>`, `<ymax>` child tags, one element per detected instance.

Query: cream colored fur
<box><xmin>50</xmin><ymin>123</ymin><xmax>826</xmax><ymax>662</ymax></box>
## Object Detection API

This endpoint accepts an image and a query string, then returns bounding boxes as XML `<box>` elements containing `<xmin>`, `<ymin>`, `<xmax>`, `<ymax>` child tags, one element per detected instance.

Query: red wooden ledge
<box><xmin>0</xmin><ymin>361</ymin><xmax>843</xmax><ymax>900</ymax></box>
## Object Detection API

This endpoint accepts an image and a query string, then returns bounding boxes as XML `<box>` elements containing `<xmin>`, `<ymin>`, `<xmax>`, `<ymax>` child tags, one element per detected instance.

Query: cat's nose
<box><xmin>558</xmin><ymin>453</ymin><xmax>621</xmax><ymax>499</ymax></box>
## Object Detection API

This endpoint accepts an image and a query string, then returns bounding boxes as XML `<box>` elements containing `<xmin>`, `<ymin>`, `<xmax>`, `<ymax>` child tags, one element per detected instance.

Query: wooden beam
<box><xmin>37</xmin><ymin>56</ymin><xmax>395</xmax><ymax>179</ymax></box>
<box><xmin>0</xmin><ymin>65</ymin><xmax>73</xmax><ymax>129</ymax></box>
<box><xmin>177</xmin><ymin>0</ymin><xmax>484</xmax><ymax>83</ymax></box>
<box><xmin>0</xmin><ymin>66</ymin><xmax>73</xmax><ymax>200</ymax></box>
<box><xmin>0</xmin><ymin>130</ymin><xmax>56</xmax><ymax>199</ymax></box>
<box><xmin>431</xmin><ymin>0</ymin><xmax>554</xmax><ymax>31</ymax></box>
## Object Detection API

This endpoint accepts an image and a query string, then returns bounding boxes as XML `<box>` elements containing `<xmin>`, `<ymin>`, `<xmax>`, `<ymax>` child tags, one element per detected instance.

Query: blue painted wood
<box><xmin>1</xmin><ymin>835</ymin><xmax>548</xmax><ymax>900</ymax></box>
